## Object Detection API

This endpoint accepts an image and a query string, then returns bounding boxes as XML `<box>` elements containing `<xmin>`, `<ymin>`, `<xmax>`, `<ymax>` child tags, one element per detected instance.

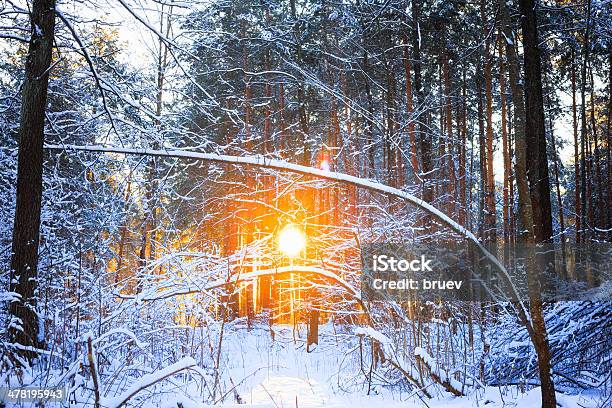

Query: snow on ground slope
<box><xmin>175</xmin><ymin>322</ymin><xmax>603</xmax><ymax>408</ymax></box>
<box><xmin>212</xmin><ymin>323</ymin><xmax>413</xmax><ymax>407</ymax></box>
<box><xmin>2</xmin><ymin>321</ymin><xmax>603</xmax><ymax>408</ymax></box>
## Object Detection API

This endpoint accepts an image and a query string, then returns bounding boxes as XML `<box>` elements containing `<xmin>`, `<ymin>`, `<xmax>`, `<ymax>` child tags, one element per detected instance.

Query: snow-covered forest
<box><xmin>0</xmin><ymin>0</ymin><xmax>611</xmax><ymax>407</ymax></box>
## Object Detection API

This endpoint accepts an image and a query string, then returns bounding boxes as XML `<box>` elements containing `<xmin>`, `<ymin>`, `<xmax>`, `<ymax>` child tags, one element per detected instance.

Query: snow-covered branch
<box><xmin>44</xmin><ymin>143</ymin><xmax>529</xmax><ymax>322</ymax></box>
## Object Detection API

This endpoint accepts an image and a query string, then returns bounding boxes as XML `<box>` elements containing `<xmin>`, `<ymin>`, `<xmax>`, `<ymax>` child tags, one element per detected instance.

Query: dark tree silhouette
<box><xmin>8</xmin><ymin>0</ymin><xmax>56</xmax><ymax>363</ymax></box>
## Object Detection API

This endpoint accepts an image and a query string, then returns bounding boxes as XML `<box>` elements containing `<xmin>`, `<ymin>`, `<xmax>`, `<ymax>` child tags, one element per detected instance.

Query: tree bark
<box><xmin>441</xmin><ymin>21</ymin><xmax>456</xmax><ymax>218</ymax></box>
<box><xmin>459</xmin><ymin>70</ymin><xmax>468</xmax><ymax>227</ymax></box>
<box><xmin>547</xmin><ymin>95</ymin><xmax>567</xmax><ymax>277</ymax></box>
<box><xmin>9</xmin><ymin>0</ymin><xmax>56</xmax><ymax>363</ymax></box>
<box><xmin>499</xmin><ymin>30</ymin><xmax>511</xmax><ymax>247</ymax></box>
<box><xmin>412</xmin><ymin>0</ymin><xmax>432</xmax><ymax>205</ymax></box>
<box><xmin>515</xmin><ymin>1</ymin><xmax>557</xmax><ymax>405</ymax></box>
<box><xmin>138</xmin><ymin>8</ymin><xmax>173</xmax><ymax>278</ymax></box>
<box><xmin>290</xmin><ymin>0</ymin><xmax>310</xmax><ymax>165</ymax></box>
<box><xmin>482</xmin><ymin>0</ymin><xmax>496</xmax><ymax>244</ymax></box>
<box><xmin>519</xmin><ymin>0</ymin><xmax>553</xmax><ymax>243</ymax></box>
<box><xmin>607</xmin><ymin>54</ymin><xmax>612</xmax><ymax>241</ymax></box>
<box><xmin>476</xmin><ymin>61</ymin><xmax>486</xmax><ymax>240</ymax></box>
<box><xmin>589</xmin><ymin>66</ymin><xmax>604</xmax><ymax>238</ymax></box>
<box><xmin>579</xmin><ymin>0</ymin><xmax>591</xmax><ymax>242</ymax></box>
<box><xmin>571</xmin><ymin>50</ymin><xmax>581</xmax><ymax>243</ymax></box>
<box><xmin>402</xmin><ymin>33</ymin><xmax>419</xmax><ymax>183</ymax></box>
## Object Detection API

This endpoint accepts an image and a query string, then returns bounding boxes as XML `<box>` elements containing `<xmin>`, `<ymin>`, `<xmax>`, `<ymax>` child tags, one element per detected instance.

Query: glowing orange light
<box><xmin>278</xmin><ymin>224</ymin><xmax>306</xmax><ymax>258</ymax></box>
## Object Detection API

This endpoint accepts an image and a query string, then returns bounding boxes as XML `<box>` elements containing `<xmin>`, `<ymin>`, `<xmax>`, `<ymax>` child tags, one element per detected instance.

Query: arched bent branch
<box><xmin>44</xmin><ymin>144</ymin><xmax>532</xmax><ymax>332</ymax></box>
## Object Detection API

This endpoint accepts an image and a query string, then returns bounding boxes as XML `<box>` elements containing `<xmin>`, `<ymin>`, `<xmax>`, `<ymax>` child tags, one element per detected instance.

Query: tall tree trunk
<box><xmin>341</xmin><ymin>71</ymin><xmax>358</xmax><ymax>217</ymax></box>
<box><xmin>607</xmin><ymin>54</ymin><xmax>612</xmax><ymax>241</ymax></box>
<box><xmin>243</xmin><ymin>21</ymin><xmax>252</xmax><ymax>150</ymax></box>
<box><xmin>508</xmin><ymin>102</ymin><xmax>515</xmax><ymax>242</ymax></box>
<box><xmin>589</xmin><ymin>65</ymin><xmax>604</xmax><ymax>238</ymax></box>
<box><xmin>441</xmin><ymin>22</ymin><xmax>456</xmax><ymax>218</ymax></box>
<box><xmin>579</xmin><ymin>0</ymin><xmax>591</xmax><ymax>242</ymax></box>
<box><xmin>482</xmin><ymin>0</ymin><xmax>496</xmax><ymax>244</ymax></box>
<box><xmin>499</xmin><ymin>30</ymin><xmax>511</xmax><ymax>248</ymax></box>
<box><xmin>459</xmin><ymin>70</ymin><xmax>468</xmax><ymax>227</ymax></box>
<box><xmin>516</xmin><ymin>1</ymin><xmax>557</xmax><ymax>405</ymax></box>
<box><xmin>476</xmin><ymin>61</ymin><xmax>487</xmax><ymax>240</ymax></box>
<box><xmin>402</xmin><ymin>33</ymin><xmax>420</xmax><ymax>183</ymax></box>
<box><xmin>385</xmin><ymin>59</ymin><xmax>398</xmax><ymax>187</ymax></box>
<box><xmin>571</xmin><ymin>50</ymin><xmax>581</xmax><ymax>243</ymax></box>
<box><xmin>362</xmin><ymin>48</ymin><xmax>376</xmax><ymax>179</ymax></box>
<box><xmin>290</xmin><ymin>0</ymin><xmax>310</xmax><ymax>165</ymax></box>
<box><xmin>519</xmin><ymin>0</ymin><xmax>553</xmax><ymax>244</ymax></box>
<box><xmin>379</xmin><ymin>24</ymin><xmax>399</xmax><ymax>187</ymax></box>
<box><xmin>412</xmin><ymin>0</ymin><xmax>432</xmax><ymax>205</ymax></box>
<box><xmin>139</xmin><ymin>6</ymin><xmax>173</xmax><ymax>274</ymax></box>
<box><xmin>279</xmin><ymin>82</ymin><xmax>287</xmax><ymax>152</ymax></box>
<box><xmin>330</xmin><ymin>93</ymin><xmax>341</xmax><ymax>224</ymax></box>
<box><xmin>9</xmin><ymin>0</ymin><xmax>56</xmax><ymax>363</ymax></box>
<box><xmin>547</xmin><ymin>95</ymin><xmax>567</xmax><ymax>277</ymax></box>
<box><xmin>264</xmin><ymin>8</ymin><xmax>272</xmax><ymax>156</ymax></box>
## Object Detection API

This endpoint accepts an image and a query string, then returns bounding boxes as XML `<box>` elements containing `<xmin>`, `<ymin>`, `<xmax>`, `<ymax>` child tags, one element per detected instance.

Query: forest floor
<box><xmin>142</xmin><ymin>322</ymin><xmax>604</xmax><ymax>408</ymax></box>
<box><xmin>0</xmin><ymin>320</ymin><xmax>605</xmax><ymax>408</ymax></box>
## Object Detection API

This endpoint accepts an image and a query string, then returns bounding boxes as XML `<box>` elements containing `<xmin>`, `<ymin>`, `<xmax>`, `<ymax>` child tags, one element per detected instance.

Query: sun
<box><xmin>278</xmin><ymin>224</ymin><xmax>306</xmax><ymax>258</ymax></box>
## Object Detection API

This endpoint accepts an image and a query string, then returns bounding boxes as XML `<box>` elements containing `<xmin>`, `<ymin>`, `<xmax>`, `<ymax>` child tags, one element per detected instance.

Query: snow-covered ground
<box><xmin>0</xmin><ymin>319</ymin><xmax>606</xmax><ymax>408</ymax></box>
<box><xmin>132</xmin><ymin>322</ymin><xmax>604</xmax><ymax>408</ymax></box>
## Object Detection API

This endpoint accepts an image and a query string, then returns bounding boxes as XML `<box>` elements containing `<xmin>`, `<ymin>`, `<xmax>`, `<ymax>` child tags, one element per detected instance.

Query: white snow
<box><xmin>128</xmin><ymin>324</ymin><xmax>605</xmax><ymax>408</ymax></box>
<box><xmin>102</xmin><ymin>357</ymin><xmax>197</xmax><ymax>408</ymax></box>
